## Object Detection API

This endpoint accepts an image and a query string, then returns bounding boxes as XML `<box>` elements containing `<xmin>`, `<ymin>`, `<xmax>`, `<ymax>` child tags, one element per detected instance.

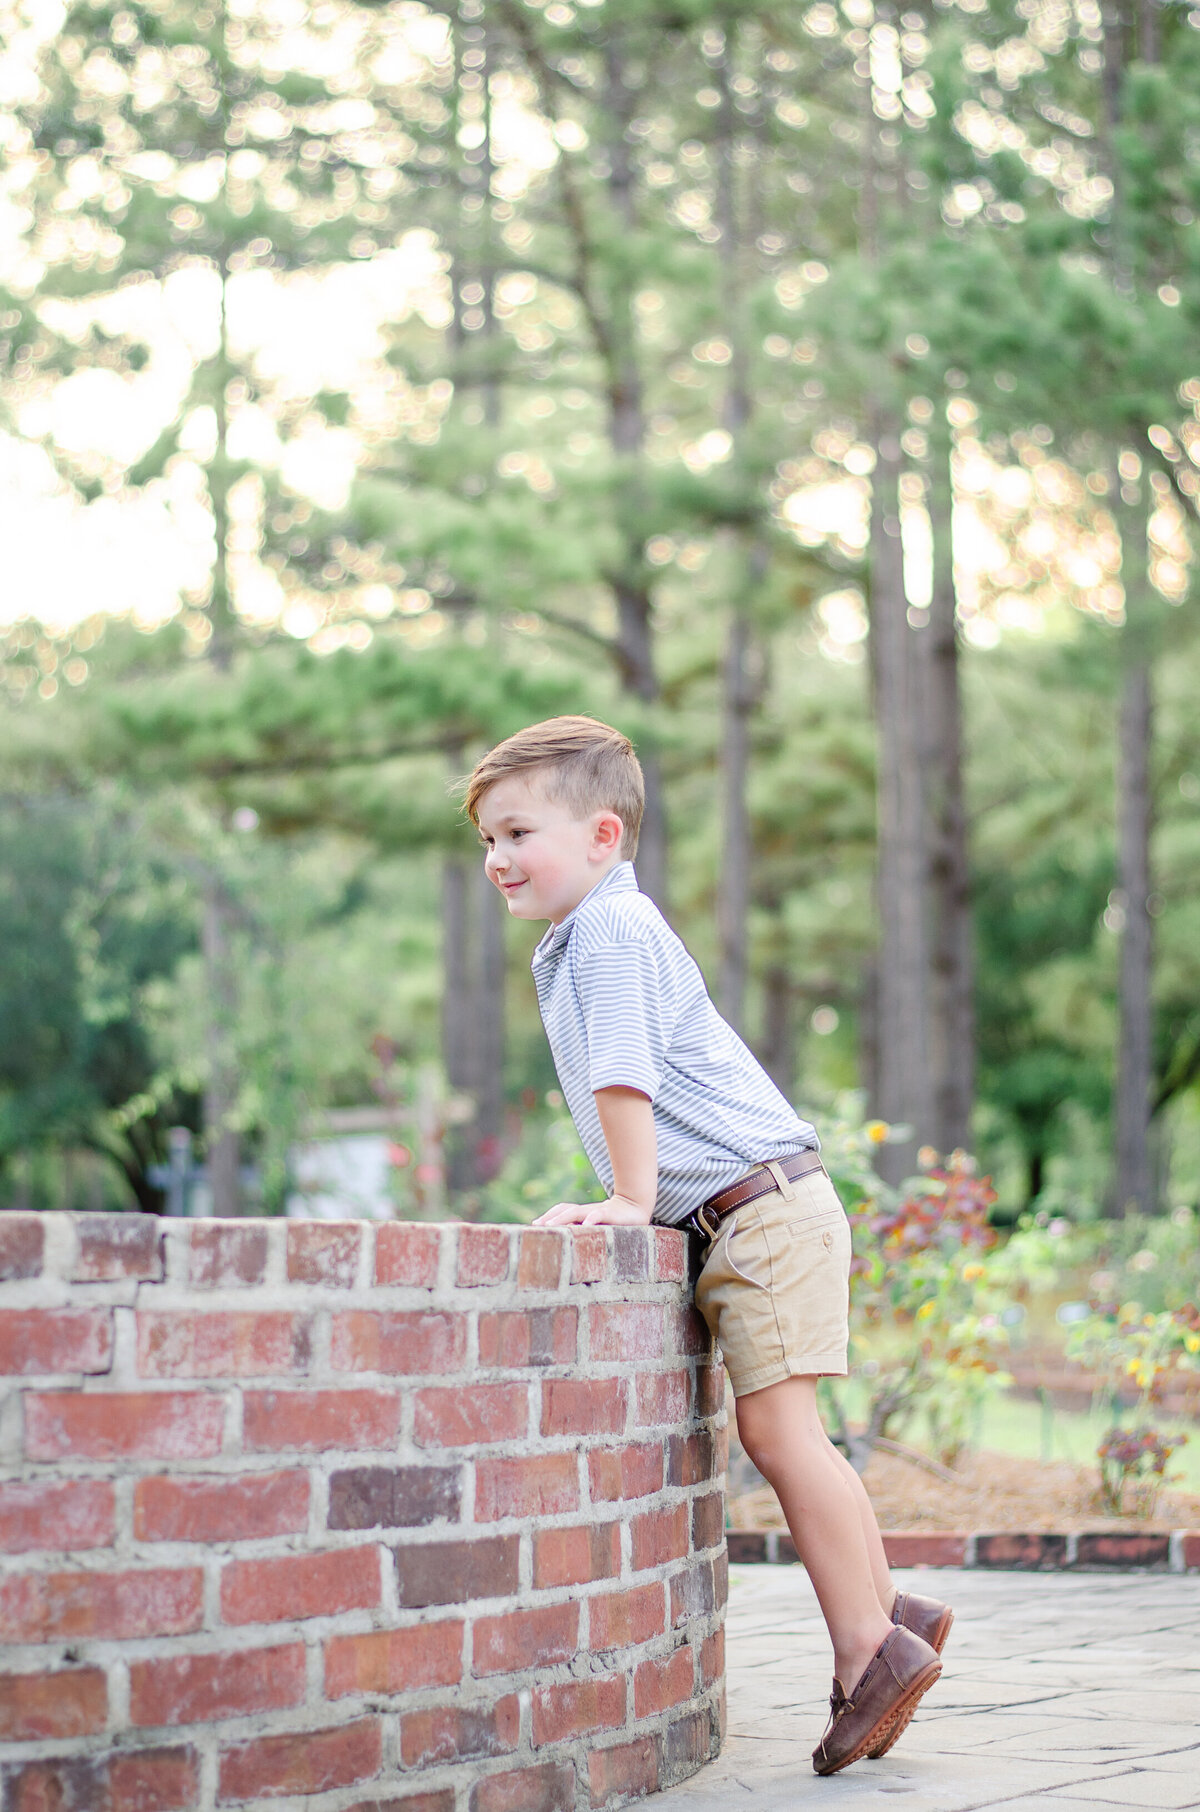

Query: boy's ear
<box><xmin>592</xmin><ymin>809</ymin><xmax>624</xmax><ymax>854</ymax></box>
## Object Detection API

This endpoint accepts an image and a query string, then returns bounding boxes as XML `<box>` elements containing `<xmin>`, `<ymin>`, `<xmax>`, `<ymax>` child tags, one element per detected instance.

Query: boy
<box><xmin>465</xmin><ymin>715</ymin><xmax>951</xmax><ymax>1776</ymax></box>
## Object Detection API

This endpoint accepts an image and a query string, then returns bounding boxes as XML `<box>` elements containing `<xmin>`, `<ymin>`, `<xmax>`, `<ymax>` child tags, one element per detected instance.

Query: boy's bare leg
<box><xmin>734</xmin><ymin>1375</ymin><xmax>894</xmax><ymax>1691</ymax></box>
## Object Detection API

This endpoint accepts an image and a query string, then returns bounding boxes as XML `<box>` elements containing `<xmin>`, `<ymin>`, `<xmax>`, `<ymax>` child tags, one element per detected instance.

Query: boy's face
<box><xmin>476</xmin><ymin>772</ymin><xmax>624</xmax><ymax>924</ymax></box>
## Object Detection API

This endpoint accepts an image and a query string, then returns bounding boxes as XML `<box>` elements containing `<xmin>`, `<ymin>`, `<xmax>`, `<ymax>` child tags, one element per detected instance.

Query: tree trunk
<box><xmin>442</xmin><ymin>848</ymin><xmax>507</xmax><ymax>1198</ymax></box>
<box><xmin>603</xmin><ymin>38</ymin><xmax>667</xmax><ymax>908</ymax></box>
<box><xmin>717</xmin><ymin>607</ymin><xmax>753</xmax><ymax>1029</ymax></box>
<box><xmin>712</xmin><ymin>26</ymin><xmax>761</xmax><ymax>1030</ymax></box>
<box><xmin>924</xmin><ymin>417</ymin><xmax>974</xmax><ymax>1154</ymax></box>
<box><xmin>202</xmin><ymin>871</ymin><xmax>241</xmax><ymax>1216</ymax></box>
<box><xmin>1113</xmin><ymin>654</ymin><xmax>1154</xmax><ymax>1215</ymax></box>
<box><xmin>868</xmin><ymin>418</ymin><xmax>933</xmax><ymax>1182</ymax></box>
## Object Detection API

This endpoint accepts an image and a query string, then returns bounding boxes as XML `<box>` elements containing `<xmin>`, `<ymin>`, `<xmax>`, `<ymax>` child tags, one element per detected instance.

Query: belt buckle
<box><xmin>694</xmin><ymin>1202</ymin><xmax>721</xmax><ymax>1241</ymax></box>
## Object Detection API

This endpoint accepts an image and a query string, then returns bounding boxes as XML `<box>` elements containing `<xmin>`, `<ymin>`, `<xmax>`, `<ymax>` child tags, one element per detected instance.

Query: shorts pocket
<box><xmin>724</xmin><ymin>1214</ymin><xmax>772</xmax><ymax>1290</ymax></box>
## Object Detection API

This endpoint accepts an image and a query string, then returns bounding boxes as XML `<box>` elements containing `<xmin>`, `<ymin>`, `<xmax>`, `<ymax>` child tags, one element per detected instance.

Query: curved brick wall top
<box><xmin>0</xmin><ymin>1213</ymin><xmax>727</xmax><ymax>1812</ymax></box>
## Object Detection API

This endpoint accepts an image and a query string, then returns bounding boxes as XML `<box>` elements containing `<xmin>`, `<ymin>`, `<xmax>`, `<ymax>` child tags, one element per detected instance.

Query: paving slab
<box><xmin>646</xmin><ymin>1566</ymin><xmax>1200</xmax><ymax>1811</ymax></box>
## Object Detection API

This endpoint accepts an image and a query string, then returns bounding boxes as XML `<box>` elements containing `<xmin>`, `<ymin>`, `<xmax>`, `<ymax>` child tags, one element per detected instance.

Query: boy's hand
<box><xmin>533</xmin><ymin>1193</ymin><xmax>653</xmax><ymax>1227</ymax></box>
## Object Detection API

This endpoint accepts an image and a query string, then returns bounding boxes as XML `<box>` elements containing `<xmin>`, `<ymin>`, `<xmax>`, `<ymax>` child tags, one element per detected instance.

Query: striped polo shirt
<box><xmin>530</xmin><ymin>862</ymin><xmax>818</xmax><ymax>1226</ymax></box>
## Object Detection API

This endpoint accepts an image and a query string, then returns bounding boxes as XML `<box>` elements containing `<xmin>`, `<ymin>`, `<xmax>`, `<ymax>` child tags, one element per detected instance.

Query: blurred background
<box><xmin>2</xmin><ymin>0</ymin><xmax>1198</xmax><ymax>1231</ymax></box>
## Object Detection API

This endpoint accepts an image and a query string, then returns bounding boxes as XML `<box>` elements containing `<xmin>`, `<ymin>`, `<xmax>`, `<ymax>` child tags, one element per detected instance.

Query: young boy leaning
<box><xmin>464</xmin><ymin>715</ymin><xmax>951</xmax><ymax>1777</ymax></box>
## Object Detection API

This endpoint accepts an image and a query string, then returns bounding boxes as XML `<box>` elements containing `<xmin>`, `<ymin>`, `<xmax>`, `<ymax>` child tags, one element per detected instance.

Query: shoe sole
<box><xmin>814</xmin><ymin>1657</ymin><xmax>943</xmax><ymax>1777</ymax></box>
<box><xmin>868</xmin><ymin>1608</ymin><xmax>954</xmax><ymax>1761</ymax></box>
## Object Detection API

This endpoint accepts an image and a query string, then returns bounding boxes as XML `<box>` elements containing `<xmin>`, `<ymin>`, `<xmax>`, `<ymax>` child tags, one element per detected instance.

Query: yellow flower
<box><xmin>917</xmin><ymin>1300</ymin><xmax>936</xmax><ymax>1321</ymax></box>
<box><xmin>1143</xmin><ymin>1314</ymin><xmax>1156</xmax><ymax>1328</ymax></box>
<box><xmin>962</xmin><ymin>1263</ymin><xmax>985</xmax><ymax>1283</ymax></box>
<box><xmin>866</xmin><ymin>1120</ymin><xmax>889</xmax><ymax>1144</ymax></box>
<box><xmin>1184</xmin><ymin>1334</ymin><xmax>1200</xmax><ymax>1354</ymax></box>
<box><xmin>1126</xmin><ymin>1358</ymin><xmax>1141</xmax><ymax>1375</ymax></box>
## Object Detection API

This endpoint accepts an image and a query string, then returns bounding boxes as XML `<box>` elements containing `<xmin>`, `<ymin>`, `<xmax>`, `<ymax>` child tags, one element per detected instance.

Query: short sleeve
<box><xmin>574</xmin><ymin>940</ymin><xmax>672</xmax><ymax>1102</ymax></box>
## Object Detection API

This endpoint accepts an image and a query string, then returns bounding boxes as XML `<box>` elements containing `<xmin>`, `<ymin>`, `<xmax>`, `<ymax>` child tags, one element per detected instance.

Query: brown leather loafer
<box><xmin>866</xmin><ymin>1589</ymin><xmax>955</xmax><ymax>1759</ymax></box>
<box><xmin>893</xmin><ymin>1588</ymin><xmax>954</xmax><ymax>1654</ymax></box>
<box><xmin>812</xmin><ymin>1626</ymin><xmax>942</xmax><ymax>1776</ymax></box>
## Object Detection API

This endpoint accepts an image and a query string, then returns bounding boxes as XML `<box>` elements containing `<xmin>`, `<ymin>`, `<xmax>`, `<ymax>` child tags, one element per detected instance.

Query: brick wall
<box><xmin>0</xmin><ymin>1213</ymin><xmax>727</xmax><ymax>1812</ymax></box>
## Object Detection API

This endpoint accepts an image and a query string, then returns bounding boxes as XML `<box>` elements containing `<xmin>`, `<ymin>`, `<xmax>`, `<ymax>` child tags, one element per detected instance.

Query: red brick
<box><xmin>701</xmin><ymin>1625</ymin><xmax>724</xmax><ymax>1687</ymax></box>
<box><xmin>73</xmin><ymin>1215</ymin><xmax>162</xmax><ymax>1281</ymax></box>
<box><xmin>668</xmin><ymin>1428</ymin><xmax>715</xmax><ymax>1488</ymax></box>
<box><xmin>570</xmin><ymin>1228</ymin><xmax>607</xmax><ymax>1283</ymax></box>
<box><xmin>589</xmin><ymin>1581</ymin><xmax>666</xmax><ymax>1651</ymax></box>
<box><xmin>134</xmin><ymin>1470</ymin><xmax>308</xmax><ymax>1543</ymax></box>
<box><xmin>0</xmin><ymin>1309</ymin><xmax>112</xmax><ymax>1376</ymax></box>
<box><xmin>670</xmin><ymin>1559</ymin><xmax>716</xmax><ymax>1626</ymax></box>
<box><xmin>24</xmin><ymin>1391</ymin><xmax>224</xmax><ymax>1461</ymax></box>
<box><xmin>634</xmin><ymin>1369</ymin><xmax>691</xmax><ymax>1427</ymax></box>
<box><xmin>400</xmin><ymin>1694</ymin><xmax>520</xmax><ymax>1767</ymax></box>
<box><xmin>726</xmin><ymin>1530</ymin><xmax>766</xmax><ymax>1563</ymax></box>
<box><xmin>288</xmin><ymin>1220</ymin><xmax>362</xmax><ymax>1287</ymax></box>
<box><xmin>394</xmin><ymin>1536</ymin><xmax>519</xmax><ymax>1608</ymax></box>
<box><xmin>187</xmin><ymin>1221</ymin><xmax>267</xmax><ymax>1286</ymax></box>
<box><xmin>0</xmin><ymin>1477</ymin><xmax>115</xmax><ymax>1553</ymax></box>
<box><xmin>633</xmin><ymin>1646</ymin><xmax>694</xmax><ymax>1717</ymax></box>
<box><xmin>696</xmin><ymin>1360</ymin><xmax>725</xmax><ymax>1417</ymax></box>
<box><xmin>414</xmin><ymin>1384</ymin><xmax>527</xmax><ymax>1448</ymax></box>
<box><xmin>713</xmin><ymin>1547</ymin><xmax>728</xmax><ymax>1611</ymax></box>
<box><xmin>478</xmin><ymin>1306</ymin><xmax>577</xmax><ymax>1368</ymax></box>
<box><xmin>881</xmin><ymin>1531</ymin><xmax>967</xmax><ymax>1567</ymax></box>
<box><xmin>588</xmin><ymin>1441</ymin><xmax>664</xmax><ymax>1503</ymax></box>
<box><xmin>665</xmin><ymin>1705</ymin><xmax>712</xmax><ymax>1776</ymax></box>
<box><xmin>456</xmin><ymin>1224</ymin><xmax>511</xmax><ymax>1286</ymax></box>
<box><xmin>631</xmin><ymin>1502</ymin><xmax>689</xmax><ymax>1571</ymax></box>
<box><xmin>975</xmin><ymin>1532</ymin><xmax>1068</xmax><ymax>1570</ymax></box>
<box><xmin>670</xmin><ymin>1306</ymin><xmax>711</xmax><ymax>1357</ymax></box>
<box><xmin>613</xmin><ymin>1227</ymin><xmax>651</xmax><ymax>1281</ymax></box>
<box><xmin>474</xmin><ymin>1452</ymin><xmax>578</xmax><ymax>1520</ymax></box>
<box><xmin>109</xmin><ymin>1748</ymin><xmax>200</xmax><ymax>1811</ymax></box>
<box><xmin>692</xmin><ymin>1490</ymin><xmax>724</xmax><ymax>1552</ymax></box>
<box><xmin>330</xmin><ymin>1310</ymin><xmax>467</xmax><ymax>1375</ymax></box>
<box><xmin>136</xmin><ymin>1310</ymin><xmax>312</xmax><ymax>1378</ymax></box>
<box><xmin>328</xmin><ymin>1465</ymin><xmax>460</xmax><ymax>1530</ymax></box>
<box><xmin>589</xmin><ymin>1734</ymin><xmax>660</xmax><ymax>1807</ymax></box>
<box><xmin>472</xmin><ymin>1601</ymin><xmax>578</xmax><ymax>1676</ymax></box>
<box><xmin>222</xmin><ymin>1545</ymin><xmax>380</xmax><ymax>1624</ymax></box>
<box><xmin>1181</xmin><ymin>1530</ymin><xmax>1200</xmax><ymax>1570</ymax></box>
<box><xmin>541</xmin><ymin>1377</ymin><xmax>626</xmax><ymax>1437</ymax></box>
<box><xmin>0</xmin><ymin>1667</ymin><xmax>107</xmax><ymax>1740</ymax></box>
<box><xmin>532</xmin><ymin>1673</ymin><xmax>625</xmax><ymax>1746</ymax></box>
<box><xmin>1075</xmin><ymin>1531</ymin><xmax>1169</xmax><ymax>1568</ymax></box>
<box><xmin>325</xmin><ymin>1622</ymin><xmax>463</xmax><ymax>1697</ymax></box>
<box><xmin>243</xmin><ymin>1388</ymin><xmax>401</xmax><ymax>1451</ymax></box>
<box><xmin>469</xmin><ymin>1763</ymin><xmax>575</xmax><ymax>1812</ymax></box>
<box><xmin>0</xmin><ymin>1213</ymin><xmax>44</xmax><ymax>1281</ymax></box>
<box><xmin>0</xmin><ymin>1566</ymin><xmax>203</xmax><ymax>1642</ymax></box>
<box><xmin>8</xmin><ymin>1746</ymin><xmax>199</xmax><ymax>1812</ymax></box>
<box><xmin>715</xmin><ymin>1421</ymin><xmax>729</xmax><ymax>1476</ymax></box>
<box><xmin>588</xmin><ymin>1303</ymin><xmax>663</xmax><ymax>1362</ymax></box>
<box><xmin>219</xmin><ymin>1718</ymin><xmax>381</xmax><ymax>1802</ymax></box>
<box><xmin>533</xmin><ymin>1521</ymin><xmax>621</xmax><ymax>1589</ymax></box>
<box><xmin>652</xmin><ymin>1227</ymin><xmax>687</xmax><ymax>1281</ymax></box>
<box><xmin>131</xmin><ymin>1643</ymin><xmax>305</xmax><ymax>1727</ymax></box>
<box><xmin>517</xmin><ymin>1229</ymin><xmax>563</xmax><ymax>1289</ymax></box>
<box><xmin>375</xmin><ymin>1222</ymin><xmax>440</xmax><ymax>1286</ymax></box>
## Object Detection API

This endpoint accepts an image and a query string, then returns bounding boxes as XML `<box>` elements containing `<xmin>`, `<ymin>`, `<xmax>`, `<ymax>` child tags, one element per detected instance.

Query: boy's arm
<box><xmin>533</xmin><ymin>1086</ymin><xmax>657</xmax><ymax>1227</ymax></box>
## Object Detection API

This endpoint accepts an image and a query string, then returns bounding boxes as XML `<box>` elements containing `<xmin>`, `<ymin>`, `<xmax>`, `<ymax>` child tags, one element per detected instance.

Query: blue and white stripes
<box><xmin>530</xmin><ymin>863</ymin><xmax>818</xmax><ymax>1226</ymax></box>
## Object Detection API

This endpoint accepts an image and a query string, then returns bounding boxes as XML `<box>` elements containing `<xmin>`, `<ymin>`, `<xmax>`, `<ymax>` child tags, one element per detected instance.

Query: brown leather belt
<box><xmin>688</xmin><ymin>1148</ymin><xmax>826</xmax><ymax>1240</ymax></box>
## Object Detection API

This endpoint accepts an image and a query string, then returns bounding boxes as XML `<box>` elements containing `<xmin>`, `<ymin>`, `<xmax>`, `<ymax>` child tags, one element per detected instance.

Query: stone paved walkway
<box><xmin>648</xmin><ymin>1566</ymin><xmax>1200</xmax><ymax>1811</ymax></box>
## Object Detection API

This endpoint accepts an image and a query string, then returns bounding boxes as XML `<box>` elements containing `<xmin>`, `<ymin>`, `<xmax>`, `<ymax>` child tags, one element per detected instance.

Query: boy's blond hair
<box><xmin>463</xmin><ymin>716</ymin><xmax>644</xmax><ymax>859</ymax></box>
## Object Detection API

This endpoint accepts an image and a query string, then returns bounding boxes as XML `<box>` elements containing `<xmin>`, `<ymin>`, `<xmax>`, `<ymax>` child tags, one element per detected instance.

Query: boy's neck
<box><xmin>550</xmin><ymin>854</ymin><xmax>628</xmax><ymax>925</ymax></box>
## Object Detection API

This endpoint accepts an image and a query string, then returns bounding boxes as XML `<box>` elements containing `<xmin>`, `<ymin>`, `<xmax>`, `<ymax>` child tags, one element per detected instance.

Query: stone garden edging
<box><xmin>727</xmin><ymin>1527</ymin><xmax>1200</xmax><ymax>1571</ymax></box>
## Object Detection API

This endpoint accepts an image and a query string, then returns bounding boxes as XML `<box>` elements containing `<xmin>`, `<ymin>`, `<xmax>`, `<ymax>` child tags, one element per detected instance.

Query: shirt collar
<box><xmin>532</xmin><ymin>861</ymin><xmax>638</xmax><ymax>963</ymax></box>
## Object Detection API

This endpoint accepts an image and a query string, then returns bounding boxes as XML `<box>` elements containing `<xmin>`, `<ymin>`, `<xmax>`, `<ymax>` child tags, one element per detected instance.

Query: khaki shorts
<box><xmin>693</xmin><ymin>1165</ymin><xmax>851</xmax><ymax>1397</ymax></box>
